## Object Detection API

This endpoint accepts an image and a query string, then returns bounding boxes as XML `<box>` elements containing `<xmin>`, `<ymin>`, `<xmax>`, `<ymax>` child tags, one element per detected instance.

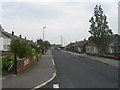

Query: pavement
<box><xmin>62</xmin><ymin>50</ymin><xmax>119</xmax><ymax>67</ymax></box>
<box><xmin>43</xmin><ymin>49</ymin><xmax>118</xmax><ymax>88</ymax></box>
<box><xmin>2</xmin><ymin>50</ymin><xmax>56</xmax><ymax>89</ymax></box>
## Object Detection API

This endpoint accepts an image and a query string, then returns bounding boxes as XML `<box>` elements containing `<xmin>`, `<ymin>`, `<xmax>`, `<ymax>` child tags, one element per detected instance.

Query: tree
<box><xmin>44</xmin><ymin>41</ymin><xmax>50</xmax><ymax>50</ymax></box>
<box><xmin>37</xmin><ymin>39</ymin><xmax>44</xmax><ymax>53</ymax></box>
<box><xmin>37</xmin><ymin>39</ymin><xmax>50</xmax><ymax>53</ymax></box>
<box><xmin>89</xmin><ymin>5</ymin><xmax>113</xmax><ymax>54</ymax></box>
<box><xmin>37</xmin><ymin>38</ymin><xmax>43</xmax><ymax>48</ymax></box>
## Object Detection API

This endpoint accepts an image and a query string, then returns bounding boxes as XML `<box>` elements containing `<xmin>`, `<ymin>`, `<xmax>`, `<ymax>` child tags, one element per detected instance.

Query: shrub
<box><xmin>10</xmin><ymin>39</ymin><xmax>36</xmax><ymax>58</ymax></box>
<box><xmin>2</xmin><ymin>54</ymin><xmax>14</xmax><ymax>70</ymax></box>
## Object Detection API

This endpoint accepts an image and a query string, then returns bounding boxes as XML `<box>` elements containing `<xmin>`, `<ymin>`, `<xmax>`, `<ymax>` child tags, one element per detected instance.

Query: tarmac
<box><xmin>62</xmin><ymin>50</ymin><xmax>119</xmax><ymax>67</ymax></box>
<box><xmin>2</xmin><ymin>50</ymin><xmax>56</xmax><ymax>89</ymax></box>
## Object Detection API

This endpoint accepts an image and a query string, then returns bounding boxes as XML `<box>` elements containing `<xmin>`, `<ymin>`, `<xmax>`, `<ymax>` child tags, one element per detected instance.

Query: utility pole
<box><xmin>61</xmin><ymin>36</ymin><xmax>63</xmax><ymax>47</ymax></box>
<box><xmin>43</xmin><ymin>26</ymin><xmax>46</xmax><ymax>54</ymax></box>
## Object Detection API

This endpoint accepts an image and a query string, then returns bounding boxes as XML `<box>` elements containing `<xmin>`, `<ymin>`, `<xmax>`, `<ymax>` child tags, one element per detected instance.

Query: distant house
<box><xmin>65</xmin><ymin>40</ymin><xmax>88</xmax><ymax>53</ymax></box>
<box><xmin>65</xmin><ymin>42</ymin><xmax>76</xmax><ymax>51</ymax></box>
<box><xmin>86</xmin><ymin>34</ymin><xmax>120</xmax><ymax>54</ymax></box>
<box><xmin>74</xmin><ymin>40</ymin><xmax>88</xmax><ymax>53</ymax></box>
<box><xmin>51</xmin><ymin>44</ymin><xmax>62</xmax><ymax>49</ymax></box>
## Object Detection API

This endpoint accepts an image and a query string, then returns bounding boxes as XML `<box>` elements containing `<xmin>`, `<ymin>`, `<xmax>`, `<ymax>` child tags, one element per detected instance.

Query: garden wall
<box><xmin>17</xmin><ymin>53</ymin><xmax>42</xmax><ymax>74</ymax></box>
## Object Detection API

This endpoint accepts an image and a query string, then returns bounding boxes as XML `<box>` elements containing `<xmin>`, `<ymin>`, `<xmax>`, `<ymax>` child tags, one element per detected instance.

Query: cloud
<box><xmin>2</xmin><ymin>2</ymin><xmax>118</xmax><ymax>45</ymax></box>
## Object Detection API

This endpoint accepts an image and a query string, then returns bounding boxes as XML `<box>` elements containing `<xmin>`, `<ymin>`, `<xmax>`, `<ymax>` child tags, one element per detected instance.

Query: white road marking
<box><xmin>52</xmin><ymin>59</ymin><xmax>55</xmax><ymax>66</ymax></box>
<box><xmin>53</xmin><ymin>84</ymin><xmax>59</xmax><ymax>89</ymax></box>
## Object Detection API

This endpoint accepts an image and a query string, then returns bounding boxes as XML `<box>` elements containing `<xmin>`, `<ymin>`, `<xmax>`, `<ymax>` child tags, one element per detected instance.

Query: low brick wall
<box><xmin>17</xmin><ymin>53</ymin><xmax>42</xmax><ymax>74</ymax></box>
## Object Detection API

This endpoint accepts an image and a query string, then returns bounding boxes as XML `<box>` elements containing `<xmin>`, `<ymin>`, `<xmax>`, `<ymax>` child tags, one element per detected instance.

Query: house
<box><xmin>0</xmin><ymin>25</ymin><xmax>35</xmax><ymax>53</ymax></box>
<box><xmin>51</xmin><ymin>44</ymin><xmax>62</xmax><ymax>49</ymax></box>
<box><xmin>65</xmin><ymin>42</ymin><xmax>76</xmax><ymax>51</ymax></box>
<box><xmin>0</xmin><ymin>25</ymin><xmax>13</xmax><ymax>52</ymax></box>
<box><xmin>86</xmin><ymin>41</ymin><xmax>98</xmax><ymax>53</ymax></box>
<box><xmin>86</xmin><ymin>34</ymin><xmax>120</xmax><ymax>54</ymax></box>
<box><xmin>65</xmin><ymin>40</ymin><xmax>88</xmax><ymax>53</ymax></box>
<box><xmin>107</xmin><ymin>34</ymin><xmax>120</xmax><ymax>54</ymax></box>
<box><xmin>74</xmin><ymin>40</ymin><xmax>88</xmax><ymax>53</ymax></box>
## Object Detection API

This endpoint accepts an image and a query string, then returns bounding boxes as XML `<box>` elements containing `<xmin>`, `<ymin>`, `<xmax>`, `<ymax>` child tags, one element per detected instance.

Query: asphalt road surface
<box><xmin>42</xmin><ymin>49</ymin><xmax>118</xmax><ymax>88</ymax></box>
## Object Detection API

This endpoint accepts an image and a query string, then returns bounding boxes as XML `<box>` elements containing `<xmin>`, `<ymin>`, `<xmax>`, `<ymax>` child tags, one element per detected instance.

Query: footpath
<box><xmin>2</xmin><ymin>50</ymin><xmax>56</xmax><ymax>89</ymax></box>
<box><xmin>63</xmin><ymin>50</ymin><xmax>119</xmax><ymax>67</ymax></box>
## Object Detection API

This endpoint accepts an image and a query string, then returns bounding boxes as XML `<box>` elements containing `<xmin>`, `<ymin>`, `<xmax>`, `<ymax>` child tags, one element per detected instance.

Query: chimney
<box><xmin>19</xmin><ymin>35</ymin><xmax>22</xmax><ymax>38</ymax></box>
<box><xmin>12</xmin><ymin>31</ymin><xmax>14</xmax><ymax>35</ymax></box>
<box><xmin>84</xmin><ymin>38</ymin><xmax>86</xmax><ymax>41</ymax></box>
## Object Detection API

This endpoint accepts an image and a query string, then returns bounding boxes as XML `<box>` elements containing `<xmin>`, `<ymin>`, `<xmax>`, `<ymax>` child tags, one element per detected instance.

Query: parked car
<box><xmin>57</xmin><ymin>48</ymin><xmax>61</xmax><ymax>51</ymax></box>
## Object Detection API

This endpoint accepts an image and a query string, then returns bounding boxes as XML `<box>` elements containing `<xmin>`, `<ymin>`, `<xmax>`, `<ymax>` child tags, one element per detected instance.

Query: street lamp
<box><xmin>43</xmin><ymin>26</ymin><xmax>46</xmax><ymax>55</ymax></box>
<box><xmin>43</xmin><ymin>26</ymin><xmax>46</xmax><ymax>41</ymax></box>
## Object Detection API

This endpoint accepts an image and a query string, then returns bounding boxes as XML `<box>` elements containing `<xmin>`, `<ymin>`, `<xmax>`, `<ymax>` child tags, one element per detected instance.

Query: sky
<box><xmin>1</xmin><ymin>0</ymin><xmax>118</xmax><ymax>46</ymax></box>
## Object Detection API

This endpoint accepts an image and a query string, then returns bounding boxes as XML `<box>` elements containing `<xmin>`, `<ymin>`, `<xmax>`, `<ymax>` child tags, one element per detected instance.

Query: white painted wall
<box><xmin>0</xmin><ymin>34</ymin><xmax>12</xmax><ymax>51</ymax></box>
<box><xmin>0</xmin><ymin>37</ymin><xmax>3</xmax><ymax>51</ymax></box>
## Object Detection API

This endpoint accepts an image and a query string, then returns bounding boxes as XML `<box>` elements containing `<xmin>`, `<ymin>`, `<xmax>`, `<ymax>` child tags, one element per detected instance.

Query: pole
<box><xmin>43</xmin><ymin>27</ymin><xmax>46</xmax><ymax>54</ymax></box>
<box><xmin>43</xmin><ymin>28</ymin><xmax>44</xmax><ymax>41</ymax></box>
<box><xmin>14</xmin><ymin>53</ymin><xmax>17</xmax><ymax>74</ymax></box>
<box><xmin>61</xmin><ymin>36</ymin><xmax>63</xmax><ymax>47</ymax></box>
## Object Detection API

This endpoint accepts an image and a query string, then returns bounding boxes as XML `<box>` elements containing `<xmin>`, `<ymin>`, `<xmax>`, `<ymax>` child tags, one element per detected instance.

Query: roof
<box><xmin>110</xmin><ymin>34</ymin><xmax>120</xmax><ymax>43</ymax></box>
<box><xmin>1</xmin><ymin>25</ymin><xmax>35</xmax><ymax>45</ymax></box>
<box><xmin>86</xmin><ymin>34</ymin><xmax>120</xmax><ymax>46</ymax></box>
<box><xmin>65</xmin><ymin>42</ymin><xmax>76</xmax><ymax>47</ymax></box>
<box><xmin>75</xmin><ymin>40</ymin><xmax>89</xmax><ymax>47</ymax></box>
<box><xmin>2</xmin><ymin>30</ymin><xmax>19</xmax><ymax>39</ymax></box>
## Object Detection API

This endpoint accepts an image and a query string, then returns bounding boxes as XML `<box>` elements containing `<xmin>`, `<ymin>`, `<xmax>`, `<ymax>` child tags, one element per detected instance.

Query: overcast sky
<box><xmin>1</xmin><ymin>1</ymin><xmax>118</xmax><ymax>45</ymax></box>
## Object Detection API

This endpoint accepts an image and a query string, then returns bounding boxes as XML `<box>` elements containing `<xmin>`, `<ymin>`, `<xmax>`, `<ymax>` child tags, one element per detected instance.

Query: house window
<box><xmin>3</xmin><ymin>38</ymin><xmax>11</xmax><ymax>51</ymax></box>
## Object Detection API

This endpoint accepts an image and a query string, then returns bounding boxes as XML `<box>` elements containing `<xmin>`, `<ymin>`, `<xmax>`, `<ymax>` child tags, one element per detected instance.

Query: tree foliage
<box><xmin>89</xmin><ymin>5</ymin><xmax>113</xmax><ymax>53</ymax></box>
<box><xmin>37</xmin><ymin>39</ymin><xmax>50</xmax><ymax>53</ymax></box>
<box><xmin>10</xmin><ymin>39</ymin><xmax>36</xmax><ymax>58</ymax></box>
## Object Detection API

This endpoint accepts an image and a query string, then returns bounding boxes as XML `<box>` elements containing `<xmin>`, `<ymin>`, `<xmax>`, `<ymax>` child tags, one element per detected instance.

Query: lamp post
<box><xmin>43</xmin><ymin>26</ymin><xmax>46</xmax><ymax>54</ymax></box>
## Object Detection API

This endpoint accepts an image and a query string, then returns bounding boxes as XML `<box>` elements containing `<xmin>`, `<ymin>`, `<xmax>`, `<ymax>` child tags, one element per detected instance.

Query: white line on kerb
<box><xmin>32</xmin><ymin>72</ymin><xmax>56</xmax><ymax>89</ymax></box>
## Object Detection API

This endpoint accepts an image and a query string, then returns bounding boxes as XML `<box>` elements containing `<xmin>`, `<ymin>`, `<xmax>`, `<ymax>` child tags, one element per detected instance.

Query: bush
<box><xmin>10</xmin><ymin>39</ymin><xmax>36</xmax><ymax>58</ymax></box>
<box><xmin>2</xmin><ymin>54</ymin><xmax>14</xmax><ymax>70</ymax></box>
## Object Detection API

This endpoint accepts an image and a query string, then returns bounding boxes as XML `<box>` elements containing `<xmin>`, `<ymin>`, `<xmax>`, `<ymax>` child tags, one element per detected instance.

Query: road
<box><xmin>42</xmin><ymin>49</ymin><xmax>118</xmax><ymax>88</ymax></box>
